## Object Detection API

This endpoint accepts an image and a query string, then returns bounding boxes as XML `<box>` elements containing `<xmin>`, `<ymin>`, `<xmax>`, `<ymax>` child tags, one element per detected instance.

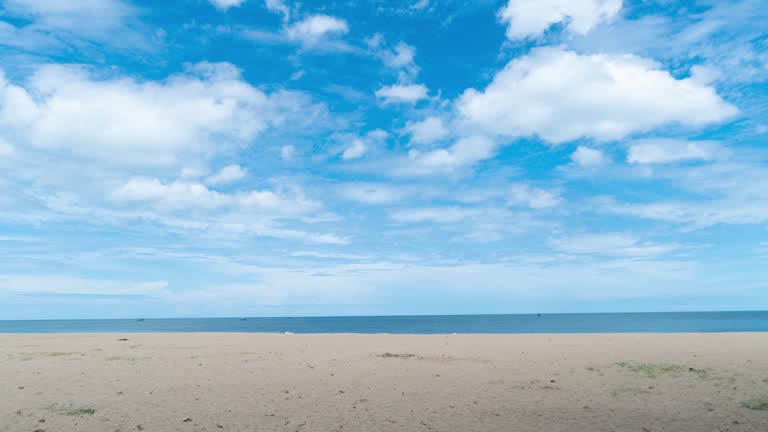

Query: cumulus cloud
<box><xmin>264</xmin><ymin>0</ymin><xmax>290</xmax><ymax>20</ymax></box>
<box><xmin>113</xmin><ymin>177</ymin><xmax>321</xmax><ymax>215</ymax></box>
<box><xmin>337</xmin><ymin>129</ymin><xmax>387</xmax><ymax>160</ymax></box>
<box><xmin>457</xmin><ymin>47</ymin><xmax>738</xmax><ymax>144</ymax></box>
<box><xmin>571</xmin><ymin>146</ymin><xmax>607</xmax><ymax>166</ymax></box>
<box><xmin>205</xmin><ymin>165</ymin><xmax>246</xmax><ymax>186</ymax></box>
<box><xmin>498</xmin><ymin>0</ymin><xmax>622</xmax><ymax>40</ymax></box>
<box><xmin>402</xmin><ymin>136</ymin><xmax>497</xmax><ymax>175</ymax></box>
<box><xmin>508</xmin><ymin>184</ymin><xmax>561</xmax><ymax>208</ymax></box>
<box><xmin>112</xmin><ymin>178</ymin><xmax>231</xmax><ymax>210</ymax></box>
<box><xmin>404</xmin><ymin>116</ymin><xmax>449</xmax><ymax>145</ymax></box>
<box><xmin>627</xmin><ymin>139</ymin><xmax>724</xmax><ymax>164</ymax></box>
<box><xmin>341</xmin><ymin>139</ymin><xmax>366</xmax><ymax>160</ymax></box>
<box><xmin>0</xmin><ymin>63</ymin><xmax>323</xmax><ymax>167</ymax></box>
<box><xmin>375</xmin><ymin>83</ymin><xmax>428</xmax><ymax>104</ymax></box>
<box><xmin>285</xmin><ymin>15</ymin><xmax>349</xmax><ymax>45</ymax></box>
<box><xmin>382</xmin><ymin>42</ymin><xmax>416</xmax><ymax>69</ymax></box>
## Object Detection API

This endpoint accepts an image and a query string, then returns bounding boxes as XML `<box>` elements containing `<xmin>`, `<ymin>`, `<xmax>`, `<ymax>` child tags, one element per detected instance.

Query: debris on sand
<box><xmin>378</xmin><ymin>353</ymin><xmax>416</xmax><ymax>359</ymax></box>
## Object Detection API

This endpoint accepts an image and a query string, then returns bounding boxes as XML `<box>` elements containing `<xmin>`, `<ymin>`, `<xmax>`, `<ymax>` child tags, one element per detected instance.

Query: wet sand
<box><xmin>1</xmin><ymin>333</ymin><xmax>767</xmax><ymax>431</ymax></box>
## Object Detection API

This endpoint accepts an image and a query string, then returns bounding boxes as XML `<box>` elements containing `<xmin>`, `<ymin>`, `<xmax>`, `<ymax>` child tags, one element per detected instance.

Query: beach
<box><xmin>1</xmin><ymin>333</ymin><xmax>767</xmax><ymax>432</ymax></box>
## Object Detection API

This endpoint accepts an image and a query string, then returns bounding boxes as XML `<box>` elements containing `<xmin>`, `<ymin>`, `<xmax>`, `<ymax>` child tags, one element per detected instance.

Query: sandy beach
<box><xmin>1</xmin><ymin>333</ymin><xmax>767</xmax><ymax>432</ymax></box>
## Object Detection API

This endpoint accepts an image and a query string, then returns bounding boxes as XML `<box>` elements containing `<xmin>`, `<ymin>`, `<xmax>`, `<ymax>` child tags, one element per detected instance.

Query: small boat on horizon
<box><xmin>136</xmin><ymin>318</ymin><xmax>145</xmax><ymax>322</ymax></box>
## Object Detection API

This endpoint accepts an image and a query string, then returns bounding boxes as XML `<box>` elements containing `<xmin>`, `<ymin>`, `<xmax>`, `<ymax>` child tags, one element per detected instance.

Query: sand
<box><xmin>1</xmin><ymin>332</ymin><xmax>767</xmax><ymax>432</ymax></box>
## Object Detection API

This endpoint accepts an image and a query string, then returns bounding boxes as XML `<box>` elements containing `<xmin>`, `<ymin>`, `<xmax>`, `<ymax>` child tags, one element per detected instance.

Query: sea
<box><xmin>1</xmin><ymin>311</ymin><xmax>767</xmax><ymax>334</ymax></box>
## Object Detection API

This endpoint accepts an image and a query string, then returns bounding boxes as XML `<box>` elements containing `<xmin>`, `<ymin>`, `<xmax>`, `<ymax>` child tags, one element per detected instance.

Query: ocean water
<box><xmin>1</xmin><ymin>311</ymin><xmax>767</xmax><ymax>334</ymax></box>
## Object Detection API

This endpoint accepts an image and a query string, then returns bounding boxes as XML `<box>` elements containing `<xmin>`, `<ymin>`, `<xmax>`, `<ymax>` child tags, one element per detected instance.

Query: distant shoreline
<box><xmin>2</xmin><ymin>311</ymin><xmax>767</xmax><ymax>334</ymax></box>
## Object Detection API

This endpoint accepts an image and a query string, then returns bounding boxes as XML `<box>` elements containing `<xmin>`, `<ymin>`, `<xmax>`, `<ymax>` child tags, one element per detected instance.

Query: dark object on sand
<box><xmin>118</xmin><ymin>338</ymin><xmax>129</xmax><ymax>341</ymax></box>
<box><xmin>379</xmin><ymin>353</ymin><xmax>416</xmax><ymax>359</ymax></box>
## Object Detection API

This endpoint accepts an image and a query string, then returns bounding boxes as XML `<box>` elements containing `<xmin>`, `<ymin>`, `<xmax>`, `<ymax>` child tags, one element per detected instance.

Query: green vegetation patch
<box><xmin>742</xmin><ymin>397</ymin><xmax>768</xmax><ymax>411</ymax></box>
<box><xmin>610</xmin><ymin>385</ymin><xmax>654</xmax><ymax>397</ymax></box>
<box><xmin>106</xmin><ymin>356</ymin><xmax>139</xmax><ymax>361</ymax></box>
<box><xmin>615</xmin><ymin>362</ymin><xmax>717</xmax><ymax>379</ymax></box>
<box><xmin>63</xmin><ymin>407</ymin><xmax>96</xmax><ymax>416</ymax></box>
<box><xmin>16</xmin><ymin>351</ymin><xmax>80</xmax><ymax>361</ymax></box>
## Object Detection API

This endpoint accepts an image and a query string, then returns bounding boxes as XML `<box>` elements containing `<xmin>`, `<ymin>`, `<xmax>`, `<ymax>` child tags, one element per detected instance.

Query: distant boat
<box><xmin>240</xmin><ymin>318</ymin><xmax>247</xmax><ymax>321</ymax></box>
<box><xmin>136</xmin><ymin>318</ymin><xmax>145</xmax><ymax>322</ymax></box>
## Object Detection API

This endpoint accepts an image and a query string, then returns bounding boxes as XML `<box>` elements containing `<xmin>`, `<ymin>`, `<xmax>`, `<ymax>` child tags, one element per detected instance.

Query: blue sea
<box><xmin>0</xmin><ymin>311</ymin><xmax>767</xmax><ymax>334</ymax></box>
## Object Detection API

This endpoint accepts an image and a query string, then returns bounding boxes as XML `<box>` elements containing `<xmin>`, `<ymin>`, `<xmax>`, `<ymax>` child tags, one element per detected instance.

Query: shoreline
<box><xmin>3</xmin><ymin>311</ymin><xmax>768</xmax><ymax>334</ymax></box>
<box><xmin>3</xmin><ymin>331</ymin><xmax>768</xmax><ymax>335</ymax></box>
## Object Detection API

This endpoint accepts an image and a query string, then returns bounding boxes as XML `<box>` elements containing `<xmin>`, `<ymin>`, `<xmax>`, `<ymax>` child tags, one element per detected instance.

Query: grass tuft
<box><xmin>64</xmin><ymin>407</ymin><xmax>96</xmax><ymax>416</ymax></box>
<box><xmin>742</xmin><ymin>397</ymin><xmax>768</xmax><ymax>411</ymax></box>
<box><xmin>614</xmin><ymin>362</ymin><xmax>720</xmax><ymax>380</ymax></box>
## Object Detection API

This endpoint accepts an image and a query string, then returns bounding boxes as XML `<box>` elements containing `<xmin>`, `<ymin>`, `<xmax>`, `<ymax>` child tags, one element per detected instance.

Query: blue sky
<box><xmin>0</xmin><ymin>0</ymin><xmax>766</xmax><ymax>319</ymax></box>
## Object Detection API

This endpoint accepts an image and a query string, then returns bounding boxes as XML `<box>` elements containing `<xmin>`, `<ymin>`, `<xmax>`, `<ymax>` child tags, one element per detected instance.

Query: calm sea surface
<box><xmin>1</xmin><ymin>311</ymin><xmax>767</xmax><ymax>333</ymax></box>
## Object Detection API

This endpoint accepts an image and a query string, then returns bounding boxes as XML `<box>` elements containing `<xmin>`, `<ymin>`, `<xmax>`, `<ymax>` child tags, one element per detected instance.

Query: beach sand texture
<box><xmin>1</xmin><ymin>333</ymin><xmax>767</xmax><ymax>431</ymax></box>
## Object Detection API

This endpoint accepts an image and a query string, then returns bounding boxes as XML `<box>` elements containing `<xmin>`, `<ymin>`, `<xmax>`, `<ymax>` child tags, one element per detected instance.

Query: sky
<box><xmin>0</xmin><ymin>0</ymin><xmax>766</xmax><ymax>319</ymax></box>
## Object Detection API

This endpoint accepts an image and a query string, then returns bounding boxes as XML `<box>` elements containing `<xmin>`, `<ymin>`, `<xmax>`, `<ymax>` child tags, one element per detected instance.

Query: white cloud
<box><xmin>571</xmin><ymin>146</ymin><xmax>607</xmax><ymax>166</ymax></box>
<box><xmin>205</xmin><ymin>165</ymin><xmax>246</xmax><ymax>186</ymax></box>
<box><xmin>391</xmin><ymin>207</ymin><xmax>478</xmax><ymax>223</ymax></box>
<box><xmin>238</xmin><ymin>189</ymin><xmax>320</xmax><ymax>214</ymax></box>
<box><xmin>264</xmin><ymin>0</ymin><xmax>290</xmax><ymax>20</ymax></box>
<box><xmin>377</xmin><ymin>41</ymin><xmax>419</xmax><ymax>81</ymax></box>
<box><xmin>113</xmin><ymin>178</ymin><xmax>231</xmax><ymax>210</ymax></box>
<box><xmin>336</xmin><ymin>129</ymin><xmax>387</xmax><ymax>161</ymax></box>
<box><xmin>499</xmin><ymin>0</ymin><xmax>622</xmax><ymax>40</ymax></box>
<box><xmin>375</xmin><ymin>83</ymin><xmax>428</xmax><ymax>104</ymax></box>
<box><xmin>568</xmin><ymin>0</ymin><xmax>768</xmax><ymax>85</ymax></box>
<box><xmin>508</xmin><ymin>184</ymin><xmax>561</xmax><ymax>209</ymax></box>
<box><xmin>397</xmin><ymin>136</ymin><xmax>496</xmax><ymax>175</ymax></box>
<box><xmin>113</xmin><ymin>177</ymin><xmax>321</xmax><ymax>215</ymax></box>
<box><xmin>410</xmin><ymin>0</ymin><xmax>430</xmax><ymax>11</ymax></box>
<box><xmin>457</xmin><ymin>47</ymin><xmax>738</xmax><ymax>144</ymax></box>
<box><xmin>596</xmin><ymin>159</ymin><xmax>768</xmax><ymax>229</ymax></box>
<box><xmin>402</xmin><ymin>136</ymin><xmax>496</xmax><ymax>175</ymax></box>
<box><xmin>404</xmin><ymin>116</ymin><xmax>449</xmax><ymax>144</ymax></box>
<box><xmin>285</xmin><ymin>15</ymin><xmax>349</xmax><ymax>45</ymax></box>
<box><xmin>280</xmin><ymin>144</ymin><xmax>295</xmax><ymax>160</ymax></box>
<box><xmin>550</xmin><ymin>233</ymin><xmax>679</xmax><ymax>257</ymax></box>
<box><xmin>3</xmin><ymin>0</ymin><xmax>136</xmax><ymax>35</ymax></box>
<box><xmin>382</xmin><ymin>42</ymin><xmax>416</xmax><ymax>69</ymax></box>
<box><xmin>367</xmin><ymin>129</ymin><xmax>389</xmax><ymax>140</ymax></box>
<box><xmin>338</xmin><ymin>183</ymin><xmax>406</xmax><ymax>205</ymax></box>
<box><xmin>627</xmin><ymin>139</ymin><xmax>724</xmax><ymax>164</ymax></box>
<box><xmin>0</xmin><ymin>63</ymin><xmax>322</xmax><ymax>167</ymax></box>
<box><xmin>0</xmin><ymin>0</ymin><xmax>150</xmax><ymax>51</ymax></box>
<box><xmin>341</xmin><ymin>139</ymin><xmax>366</xmax><ymax>160</ymax></box>
<box><xmin>209</xmin><ymin>0</ymin><xmax>245</xmax><ymax>10</ymax></box>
